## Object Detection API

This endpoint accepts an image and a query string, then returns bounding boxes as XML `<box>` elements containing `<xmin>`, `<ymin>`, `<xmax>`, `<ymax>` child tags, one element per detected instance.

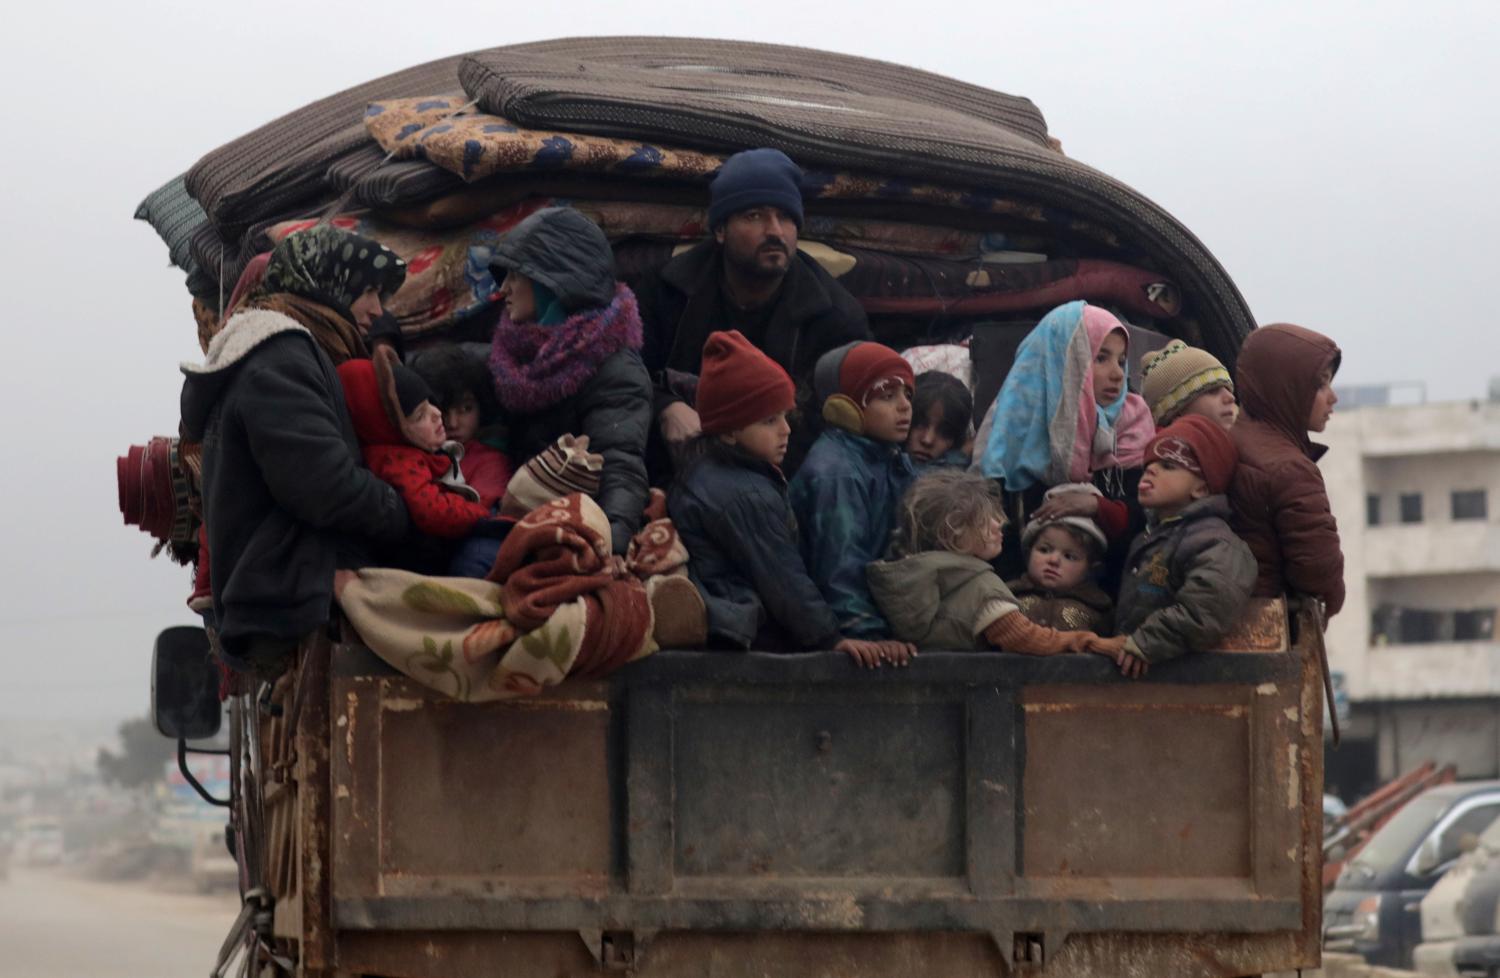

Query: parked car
<box><xmin>1413</xmin><ymin>813</ymin><xmax>1500</xmax><ymax>974</ymax></box>
<box><xmin>1326</xmin><ymin>781</ymin><xmax>1500</xmax><ymax>968</ymax></box>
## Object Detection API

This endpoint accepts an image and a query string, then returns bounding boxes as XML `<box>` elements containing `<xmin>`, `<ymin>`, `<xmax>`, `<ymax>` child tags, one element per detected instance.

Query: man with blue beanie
<box><xmin>637</xmin><ymin>147</ymin><xmax>870</xmax><ymax>478</ymax></box>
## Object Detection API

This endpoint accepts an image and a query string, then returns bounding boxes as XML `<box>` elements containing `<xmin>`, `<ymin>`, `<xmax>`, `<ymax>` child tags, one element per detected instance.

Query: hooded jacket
<box><xmin>487</xmin><ymin>208</ymin><xmax>652</xmax><ymax>554</ymax></box>
<box><xmin>636</xmin><ymin>239</ymin><xmax>872</xmax><ymax>473</ymax></box>
<box><xmin>336</xmin><ymin>358</ymin><xmax>492</xmax><ymax>540</ymax></box>
<box><xmin>668</xmin><ymin>444</ymin><xmax>842</xmax><ymax>651</ymax></box>
<box><xmin>1228</xmin><ymin>323</ymin><xmax>1345</xmax><ymax>615</ymax></box>
<box><xmin>1116</xmin><ymin>495</ymin><xmax>1257</xmax><ymax>662</ymax></box>
<box><xmin>179</xmin><ymin>309</ymin><xmax>409</xmax><ymax>661</ymax></box>
<box><xmin>488</xmin><ymin>206</ymin><xmax>617</xmax><ymax>314</ymax></box>
<box><xmin>867</xmin><ymin>551</ymin><xmax>1020</xmax><ymax>650</ymax></box>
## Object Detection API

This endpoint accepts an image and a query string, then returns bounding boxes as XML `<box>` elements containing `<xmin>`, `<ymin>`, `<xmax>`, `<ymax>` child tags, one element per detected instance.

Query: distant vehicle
<box><xmin>1412</xmin><ymin>810</ymin><xmax>1500</xmax><ymax>974</ymax></box>
<box><xmin>13</xmin><ymin>817</ymin><xmax>64</xmax><ymax>867</ymax></box>
<box><xmin>189</xmin><ymin>824</ymin><xmax>237</xmax><ymax>893</ymax></box>
<box><xmin>1326</xmin><ymin>781</ymin><xmax>1500</xmax><ymax>968</ymax></box>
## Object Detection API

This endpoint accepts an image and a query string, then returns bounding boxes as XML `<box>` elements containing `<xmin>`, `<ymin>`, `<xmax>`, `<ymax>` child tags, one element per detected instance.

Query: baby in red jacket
<box><xmin>337</xmin><ymin>347</ymin><xmax>498</xmax><ymax>542</ymax></box>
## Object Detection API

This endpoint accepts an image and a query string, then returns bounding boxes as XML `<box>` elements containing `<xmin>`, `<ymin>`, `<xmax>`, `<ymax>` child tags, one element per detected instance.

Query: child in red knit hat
<box><xmin>787</xmin><ymin>341</ymin><xmax>919</xmax><ymax>644</ymax></box>
<box><xmin>1113</xmin><ymin>415</ymin><xmax>1256</xmax><ymax>677</ymax></box>
<box><xmin>668</xmin><ymin>331</ymin><xmax>915</xmax><ymax>667</ymax></box>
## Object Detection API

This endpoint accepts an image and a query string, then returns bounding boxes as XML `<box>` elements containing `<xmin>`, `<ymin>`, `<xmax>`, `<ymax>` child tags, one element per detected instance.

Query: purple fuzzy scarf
<box><xmin>489</xmin><ymin>283</ymin><xmax>642</xmax><ymax>414</ymax></box>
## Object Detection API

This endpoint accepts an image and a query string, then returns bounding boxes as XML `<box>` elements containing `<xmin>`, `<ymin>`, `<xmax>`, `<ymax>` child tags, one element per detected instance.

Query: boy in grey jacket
<box><xmin>1115</xmin><ymin>415</ymin><xmax>1256</xmax><ymax>677</ymax></box>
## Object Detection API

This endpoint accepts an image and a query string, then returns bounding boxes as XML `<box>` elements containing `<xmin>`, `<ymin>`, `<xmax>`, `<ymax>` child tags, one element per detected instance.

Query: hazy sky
<box><xmin>0</xmin><ymin>1</ymin><xmax>1494</xmax><ymax>725</ymax></box>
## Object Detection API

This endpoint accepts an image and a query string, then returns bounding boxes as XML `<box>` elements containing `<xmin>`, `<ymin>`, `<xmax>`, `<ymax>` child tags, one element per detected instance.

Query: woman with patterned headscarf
<box><xmin>179</xmin><ymin>225</ymin><xmax>412</xmax><ymax>677</ymax></box>
<box><xmin>244</xmin><ymin>222</ymin><xmax>408</xmax><ymax>363</ymax></box>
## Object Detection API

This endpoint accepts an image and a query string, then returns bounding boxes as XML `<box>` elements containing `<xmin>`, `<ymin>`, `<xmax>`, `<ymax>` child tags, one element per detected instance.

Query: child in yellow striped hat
<box><xmin>1139</xmin><ymin>340</ymin><xmax>1238</xmax><ymax>429</ymax></box>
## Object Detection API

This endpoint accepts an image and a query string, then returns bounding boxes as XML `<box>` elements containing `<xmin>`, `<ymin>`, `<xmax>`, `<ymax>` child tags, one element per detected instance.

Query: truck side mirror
<box><xmin>152</xmin><ymin>626</ymin><xmax>222</xmax><ymax>741</ymax></box>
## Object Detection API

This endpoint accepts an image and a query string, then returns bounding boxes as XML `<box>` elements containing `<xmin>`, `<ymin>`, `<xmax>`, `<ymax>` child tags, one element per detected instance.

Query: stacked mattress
<box><xmin>136</xmin><ymin>36</ymin><xmax>1251</xmax><ymax>363</ymax></box>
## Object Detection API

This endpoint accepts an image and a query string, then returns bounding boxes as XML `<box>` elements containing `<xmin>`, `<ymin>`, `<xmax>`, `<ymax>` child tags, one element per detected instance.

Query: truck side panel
<box><xmin>311</xmin><ymin>621</ymin><xmax>1324</xmax><ymax>978</ymax></box>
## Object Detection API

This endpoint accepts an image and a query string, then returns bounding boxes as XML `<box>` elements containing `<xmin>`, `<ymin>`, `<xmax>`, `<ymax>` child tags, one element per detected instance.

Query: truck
<box><xmin>137</xmin><ymin>36</ymin><xmax>1328</xmax><ymax>978</ymax></box>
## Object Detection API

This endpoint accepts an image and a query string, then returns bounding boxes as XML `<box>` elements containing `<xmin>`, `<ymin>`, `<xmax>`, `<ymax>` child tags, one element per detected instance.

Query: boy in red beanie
<box><xmin>668</xmin><ymin>331</ymin><xmax>915</xmax><ymax>667</ymax></box>
<box><xmin>1113</xmin><ymin>415</ymin><xmax>1256</xmax><ymax>677</ymax></box>
<box><xmin>788</xmin><ymin>341</ymin><xmax>918</xmax><ymax>642</ymax></box>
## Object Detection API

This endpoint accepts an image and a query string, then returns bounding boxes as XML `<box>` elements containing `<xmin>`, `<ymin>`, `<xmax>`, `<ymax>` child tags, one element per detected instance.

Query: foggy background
<box><xmin>0</xmin><ymin>1</ymin><xmax>1494</xmax><ymax>970</ymax></box>
<box><xmin>4</xmin><ymin>0</ymin><xmax>1494</xmax><ymax>729</ymax></box>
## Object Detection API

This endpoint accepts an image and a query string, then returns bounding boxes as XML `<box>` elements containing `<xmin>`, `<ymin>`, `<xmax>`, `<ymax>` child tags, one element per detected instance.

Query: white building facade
<box><xmin>1318</xmin><ymin>396</ymin><xmax>1500</xmax><ymax>794</ymax></box>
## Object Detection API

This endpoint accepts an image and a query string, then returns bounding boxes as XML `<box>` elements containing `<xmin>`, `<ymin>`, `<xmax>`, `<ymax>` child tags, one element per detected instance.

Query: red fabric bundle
<box><xmin>488</xmin><ymin>493</ymin><xmax>653</xmax><ymax>678</ymax></box>
<box><xmin>118</xmin><ymin>436</ymin><xmax>196</xmax><ymax>549</ymax></box>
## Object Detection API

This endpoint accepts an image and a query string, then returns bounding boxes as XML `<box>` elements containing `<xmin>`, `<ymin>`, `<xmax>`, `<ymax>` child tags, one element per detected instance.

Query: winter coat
<box><xmin>1007</xmin><ymin>574</ymin><xmax>1115</xmax><ymax>634</ymax></box>
<box><xmin>867</xmin><ymin>551</ymin><xmax>1020</xmax><ymax>650</ymax></box>
<box><xmin>669</xmin><ymin>444</ymin><xmax>842</xmax><ymax>650</ymax></box>
<box><xmin>487</xmin><ymin>208</ymin><xmax>652</xmax><ymax>555</ymax></box>
<box><xmin>636</xmin><ymin>239</ymin><xmax>871</xmax><ymax>473</ymax></box>
<box><xmin>337</xmin><ymin>361</ymin><xmax>492</xmax><ymax>541</ymax></box>
<box><xmin>179</xmin><ymin>309</ymin><xmax>409</xmax><ymax>662</ymax></box>
<box><xmin>1228</xmin><ymin>324</ymin><xmax>1345</xmax><ymax>615</ymax></box>
<box><xmin>501</xmin><ymin>346</ymin><xmax>652</xmax><ymax>555</ymax></box>
<box><xmin>1115</xmin><ymin>496</ymin><xmax>1257</xmax><ymax>663</ymax></box>
<box><xmin>788</xmin><ymin>428</ymin><xmax>916</xmax><ymax>638</ymax></box>
<box><xmin>459</xmin><ymin>440</ymin><xmax>513</xmax><ymax>509</ymax></box>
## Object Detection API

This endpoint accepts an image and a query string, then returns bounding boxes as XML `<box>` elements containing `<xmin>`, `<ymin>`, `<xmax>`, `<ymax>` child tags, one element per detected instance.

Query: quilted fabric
<box><xmin>134</xmin><ymin>175</ymin><xmax>207</xmax><ymax>274</ymax></box>
<box><xmin>363</xmin><ymin>97</ymin><xmax>1120</xmax><ymax>248</ymax></box>
<box><xmin>366</xmin><ymin>95</ymin><xmax>725</xmax><ymax>184</ymax></box>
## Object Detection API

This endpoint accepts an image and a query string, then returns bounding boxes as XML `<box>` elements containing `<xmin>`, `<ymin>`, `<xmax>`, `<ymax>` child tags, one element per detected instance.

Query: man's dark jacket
<box><xmin>180</xmin><ymin>310</ymin><xmax>409</xmax><ymax>662</ymax></box>
<box><xmin>636</xmin><ymin>240</ymin><xmax>871</xmax><ymax>472</ymax></box>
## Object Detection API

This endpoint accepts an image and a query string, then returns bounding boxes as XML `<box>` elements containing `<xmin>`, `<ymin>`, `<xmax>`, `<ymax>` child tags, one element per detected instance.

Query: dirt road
<box><xmin>0</xmin><ymin>867</ymin><xmax>238</xmax><ymax>977</ymax></box>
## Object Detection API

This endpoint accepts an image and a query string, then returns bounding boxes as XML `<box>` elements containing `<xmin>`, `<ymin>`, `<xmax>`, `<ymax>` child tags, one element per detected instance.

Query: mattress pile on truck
<box><xmin>135</xmin><ymin>36</ymin><xmax>1252</xmax><ymax>367</ymax></box>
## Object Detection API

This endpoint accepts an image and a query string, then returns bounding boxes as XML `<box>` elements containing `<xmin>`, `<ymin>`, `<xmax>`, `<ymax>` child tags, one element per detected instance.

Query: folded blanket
<box><xmin>339</xmin><ymin>492</ymin><xmax>685</xmax><ymax>701</ymax></box>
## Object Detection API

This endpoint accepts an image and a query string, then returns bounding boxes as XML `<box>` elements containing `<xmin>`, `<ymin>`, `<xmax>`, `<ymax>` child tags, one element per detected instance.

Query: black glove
<box><xmin>366</xmin><ymin>312</ymin><xmax>404</xmax><ymax>359</ymax></box>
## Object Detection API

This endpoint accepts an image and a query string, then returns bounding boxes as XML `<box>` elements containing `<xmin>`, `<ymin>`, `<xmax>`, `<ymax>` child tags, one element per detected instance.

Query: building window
<box><xmin>1452</xmin><ymin>490</ymin><xmax>1488</xmax><ymax>521</ymax></box>
<box><xmin>1399</xmin><ymin>609</ymin><xmax>1445</xmax><ymax>643</ymax></box>
<box><xmin>1399</xmin><ymin>493</ymin><xmax>1424</xmax><ymax>524</ymax></box>
<box><xmin>1455</xmin><ymin>610</ymin><xmax>1497</xmax><ymax>642</ymax></box>
<box><xmin>1366</xmin><ymin>494</ymin><xmax>1381</xmax><ymax>527</ymax></box>
<box><xmin>1371</xmin><ymin>605</ymin><xmax>1497</xmax><ymax>645</ymax></box>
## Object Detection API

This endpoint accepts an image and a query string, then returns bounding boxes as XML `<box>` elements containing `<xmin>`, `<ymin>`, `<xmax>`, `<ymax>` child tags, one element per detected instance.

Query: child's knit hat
<box><xmin>1020</xmin><ymin>482</ymin><xmax>1109</xmax><ymax>552</ymax></box>
<box><xmin>814</xmin><ymin>341</ymin><xmax>915</xmax><ymax>435</ymax></box>
<box><xmin>1145</xmin><ymin>415</ymin><xmax>1239</xmax><ymax>494</ymax></box>
<box><xmin>1140</xmin><ymin>340</ymin><xmax>1233</xmax><ymax>425</ymax></box>
<box><xmin>500</xmin><ymin>434</ymin><xmax>605</xmax><ymax>519</ymax></box>
<box><xmin>696</xmin><ymin>330</ymin><xmax>796</xmax><ymax>435</ymax></box>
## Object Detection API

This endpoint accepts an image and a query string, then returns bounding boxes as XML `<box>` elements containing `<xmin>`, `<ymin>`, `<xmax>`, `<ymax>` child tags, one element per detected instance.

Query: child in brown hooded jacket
<box><xmin>1228</xmin><ymin>324</ymin><xmax>1345</xmax><ymax>616</ymax></box>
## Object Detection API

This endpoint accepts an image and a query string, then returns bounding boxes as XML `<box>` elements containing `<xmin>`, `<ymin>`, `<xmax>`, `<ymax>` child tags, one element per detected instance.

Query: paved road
<box><xmin>0</xmin><ymin>867</ymin><xmax>238</xmax><ymax>977</ymax></box>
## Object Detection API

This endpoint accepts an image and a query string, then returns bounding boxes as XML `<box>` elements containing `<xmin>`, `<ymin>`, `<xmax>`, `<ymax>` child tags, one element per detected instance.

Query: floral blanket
<box><xmin>338</xmin><ymin>492</ymin><xmax>686</xmax><ymax>700</ymax></box>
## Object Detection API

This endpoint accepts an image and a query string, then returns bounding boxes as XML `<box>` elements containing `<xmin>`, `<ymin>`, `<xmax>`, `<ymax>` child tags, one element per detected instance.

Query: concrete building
<box><xmin>1318</xmin><ymin>392</ymin><xmax>1500</xmax><ymax>797</ymax></box>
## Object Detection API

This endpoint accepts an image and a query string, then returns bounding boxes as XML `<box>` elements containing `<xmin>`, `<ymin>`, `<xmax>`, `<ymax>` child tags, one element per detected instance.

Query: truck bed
<box><xmin>270</xmin><ymin>615</ymin><xmax>1324</xmax><ymax>978</ymax></box>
